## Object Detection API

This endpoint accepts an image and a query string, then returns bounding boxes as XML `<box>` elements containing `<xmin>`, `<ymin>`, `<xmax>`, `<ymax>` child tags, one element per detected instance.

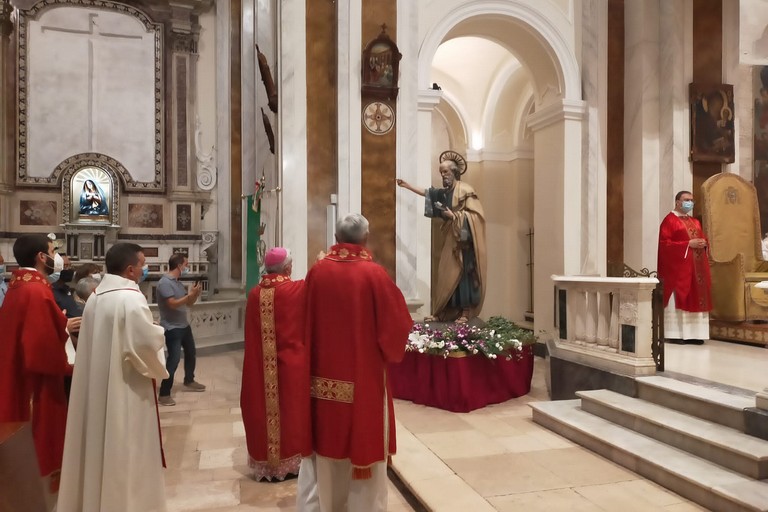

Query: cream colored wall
<box><xmin>465</xmin><ymin>159</ymin><xmax>534</xmax><ymax>325</ymax></box>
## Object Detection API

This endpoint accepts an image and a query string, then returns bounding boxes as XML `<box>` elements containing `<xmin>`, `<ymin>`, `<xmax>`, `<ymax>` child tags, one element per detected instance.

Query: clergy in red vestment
<box><xmin>240</xmin><ymin>247</ymin><xmax>311</xmax><ymax>481</ymax></box>
<box><xmin>657</xmin><ymin>190</ymin><xmax>712</xmax><ymax>344</ymax></box>
<box><xmin>0</xmin><ymin>234</ymin><xmax>80</xmax><ymax>498</ymax></box>
<box><xmin>299</xmin><ymin>213</ymin><xmax>413</xmax><ymax>512</ymax></box>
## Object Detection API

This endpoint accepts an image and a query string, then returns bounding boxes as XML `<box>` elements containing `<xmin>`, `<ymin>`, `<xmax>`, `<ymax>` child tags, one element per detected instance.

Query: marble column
<box><xmin>395</xmin><ymin>0</ymin><xmax>422</xmax><ymax>311</ymax></box>
<box><xmin>658</xmin><ymin>0</ymin><xmax>693</xmax><ymax>205</ymax></box>
<box><xmin>623</xmin><ymin>0</ymin><xmax>662</xmax><ymax>271</ymax></box>
<box><xmin>277</xmin><ymin>0</ymin><xmax>308</xmax><ymax>277</ymax></box>
<box><xmin>405</xmin><ymin>89</ymin><xmax>442</xmax><ymax>316</ymax></box>
<box><xmin>336</xmin><ymin>0</ymin><xmax>362</xmax><ymax>216</ymax></box>
<box><xmin>0</xmin><ymin>0</ymin><xmax>13</xmax><ymax>232</ymax></box>
<box><xmin>528</xmin><ymin>99</ymin><xmax>587</xmax><ymax>339</ymax></box>
<box><xmin>580</xmin><ymin>0</ymin><xmax>608</xmax><ymax>276</ymax></box>
<box><xmin>215</xmin><ymin>0</ymin><xmax>236</xmax><ymax>290</ymax></box>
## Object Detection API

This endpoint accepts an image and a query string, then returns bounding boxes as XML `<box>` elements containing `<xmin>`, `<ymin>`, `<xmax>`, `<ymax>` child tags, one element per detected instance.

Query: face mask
<box><xmin>60</xmin><ymin>269</ymin><xmax>75</xmax><ymax>283</ymax></box>
<box><xmin>139</xmin><ymin>265</ymin><xmax>149</xmax><ymax>283</ymax></box>
<box><xmin>48</xmin><ymin>272</ymin><xmax>60</xmax><ymax>284</ymax></box>
<box><xmin>681</xmin><ymin>200</ymin><xmax>694</xmax><ymax>213</ymax></box>
<box><xmin>53</xmin><ymin>253</ymin><xmax>64</xmax><ymax>273</ymax></box>
<box><xmin>0</xmin><ymin>265</ymin><xmax>5</xmax><ymax>274</ymax></box>
<box><xmin>181</xmin><ymin>267</ymin><xmax>189</xmax><ymax>276</ymax></box>
<box><xmin>92</xmin><ymin>273</ymin><xmax>102</xmax><ymax>282</ymax></box>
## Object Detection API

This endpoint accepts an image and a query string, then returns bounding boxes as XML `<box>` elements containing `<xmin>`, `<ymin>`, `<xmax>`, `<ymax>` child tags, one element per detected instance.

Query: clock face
<box><xmin>362</xmin><ymin>101</ymin><xmax>395</xmax><ymax>135</ymax></box>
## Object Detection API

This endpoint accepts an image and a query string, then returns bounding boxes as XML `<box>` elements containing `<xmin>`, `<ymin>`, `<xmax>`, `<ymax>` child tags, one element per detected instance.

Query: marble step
<box><xmin>637</xmin><ymin>376</ymin><xmax>755</xmax><ymax>431</ymax></box>
<box><xmin>531</xmin><ymin>399</ymin><xmax>768</xmax><ymax>512</ymax></box>
<box><xmin>578</xmin><ymin>389</ymin><xmax>768</xmax><ymax>479</ymax></box>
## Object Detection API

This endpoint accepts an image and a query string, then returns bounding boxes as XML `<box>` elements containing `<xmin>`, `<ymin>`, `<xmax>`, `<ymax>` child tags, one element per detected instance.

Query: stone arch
<box><xmin>418</xmin><ymin>0</ymin><xmax>581</xmax><ymax>106</ymax></box>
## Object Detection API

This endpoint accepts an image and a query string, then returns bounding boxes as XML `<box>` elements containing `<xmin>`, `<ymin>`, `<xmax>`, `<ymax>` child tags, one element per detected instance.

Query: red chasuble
<box><xmin>657</xmin><ymin>212</ymin><xmax>712</xmax><ymax>312</ymax></box>
<box><xmin>241</xmin><ymin>273</ymin><xmax>311</xmax><ymax>480</ymax></box>
<box><xmin>0</xmin><ymin>269</ymin><xmax>69</xmax><ymax>486</ymax></box>
<box><xmin>305</xmin><ymin>244</ymin><xmax>413</xmax><ymax>478</ymax></box>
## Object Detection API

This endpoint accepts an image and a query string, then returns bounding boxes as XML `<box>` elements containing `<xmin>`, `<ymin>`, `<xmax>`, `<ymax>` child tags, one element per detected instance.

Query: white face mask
<box><xmin>53</xmin><ymin>253</ymin><xmax>64</xmax><ymax>273</ymax></box>
<box><xmin>92</xmin><ymin>273</ymin><xmax>102</xmax><ymax>282</ymax></box>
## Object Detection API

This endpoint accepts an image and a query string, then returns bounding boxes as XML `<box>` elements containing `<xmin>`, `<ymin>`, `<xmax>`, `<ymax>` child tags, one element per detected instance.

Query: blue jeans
<box><xmin>159</xmin><ymin>326</ymin><xmax>196</xmax><ymax>396</ymax></box>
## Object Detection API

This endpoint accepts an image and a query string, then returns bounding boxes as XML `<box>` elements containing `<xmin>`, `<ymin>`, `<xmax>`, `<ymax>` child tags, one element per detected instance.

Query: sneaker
<box><xmin>184</xmin><ymin>381</ymin><xmax>206</xmax><ymax>392</ymax></box>
<box><xmin>158</xmin><ymin>395</ymin><xmax>176</xmax><ymax>406</ymax></box>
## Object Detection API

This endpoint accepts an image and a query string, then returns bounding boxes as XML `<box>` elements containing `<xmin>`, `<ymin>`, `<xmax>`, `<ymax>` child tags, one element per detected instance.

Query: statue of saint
<box><xmin>79</xmin><ymin>179</ymin><xmax>109</xmax><ymax>216</ymax></box>
<box><xmin>397</xmin><ymin>151</ymin><xmax>487</xmax><ymax>322</ymax></box>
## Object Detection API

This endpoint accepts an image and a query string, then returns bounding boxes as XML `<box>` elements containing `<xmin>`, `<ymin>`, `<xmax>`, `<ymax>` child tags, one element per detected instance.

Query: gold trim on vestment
<box><xmin>259</xmin><ymin>287</ymin><xmax>281</xmax><ymax>468</ymax></box>
<box><xmin>310</xmin><ymin>376</ymin><xmax>355</xmax><ymax>403</ymax></box>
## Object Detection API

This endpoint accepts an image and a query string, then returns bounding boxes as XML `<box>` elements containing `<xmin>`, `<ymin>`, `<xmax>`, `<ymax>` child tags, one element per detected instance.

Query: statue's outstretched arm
<box><xmin>395</xmin><ymin>178</ymin><xmax>425</xmax><ymax>197</ymax></box>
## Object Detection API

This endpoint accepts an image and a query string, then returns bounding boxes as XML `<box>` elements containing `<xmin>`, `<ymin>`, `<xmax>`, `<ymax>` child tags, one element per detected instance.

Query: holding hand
<box><xmin>67</xmin><ymin>316</ymin><xmax>82</xmax><ymax>334</ymax></box>
<box><xmin>688</xmin><ymin>238</ymin><xmax>707</xmax><ymax>249</ymax></box>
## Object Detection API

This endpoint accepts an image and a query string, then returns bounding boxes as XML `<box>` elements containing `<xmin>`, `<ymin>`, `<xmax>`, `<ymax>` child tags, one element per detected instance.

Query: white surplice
<box><xmin>57</xmin><ymin>274</ymin><xmax>169</xmax><ymax>512</ymax></box>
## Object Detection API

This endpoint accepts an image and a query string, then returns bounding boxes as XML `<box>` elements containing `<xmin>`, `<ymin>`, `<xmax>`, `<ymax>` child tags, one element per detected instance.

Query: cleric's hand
<box><xmin>67</xmin><ymin>316</ymin><xmax>82</xmax><ymax>334</ymax></box>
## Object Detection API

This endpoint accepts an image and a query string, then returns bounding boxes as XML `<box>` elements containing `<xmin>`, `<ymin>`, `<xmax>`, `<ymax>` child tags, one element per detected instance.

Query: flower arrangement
<box><xmin>406</xmin><ymin>316</ymin><xmax>536</xmax><ymax>360</ymax></box>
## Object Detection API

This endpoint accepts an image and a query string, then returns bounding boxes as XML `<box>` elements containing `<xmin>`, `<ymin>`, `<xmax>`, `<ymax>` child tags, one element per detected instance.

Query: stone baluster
<box><xmin>596</xmin><ymin>290</ymin><xmax>612</xmax><ymax>346</ymax></box>
<box><xmin>608</xmin><ymin>290</ymin><xmax>620</xmax><ymax>349</ymax></box>
<box><xmin>585</xmin><ymin>291</ymin><xmax>598</xmax><ymax>345</ymax></box>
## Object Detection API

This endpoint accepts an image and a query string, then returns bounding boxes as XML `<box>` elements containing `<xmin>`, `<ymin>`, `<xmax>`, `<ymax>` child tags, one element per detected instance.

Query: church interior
<box><xmin>4</xmin><ymin>0</ymin><xmax>768</xmax><ymax>509</ymax></box>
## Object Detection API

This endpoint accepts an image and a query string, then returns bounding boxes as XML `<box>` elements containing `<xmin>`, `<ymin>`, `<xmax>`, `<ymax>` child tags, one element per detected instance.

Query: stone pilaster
<box><xmin>0</xmin><ymin>0</ymin><xmax>14</xmax><ymax>234</ymax></box>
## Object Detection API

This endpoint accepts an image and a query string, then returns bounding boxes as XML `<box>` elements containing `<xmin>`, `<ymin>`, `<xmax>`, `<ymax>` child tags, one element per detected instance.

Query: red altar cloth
<box><xmin>389</xmin><ymin>346</ymin><xmax>534</xmax><ymax>413</ymax></box>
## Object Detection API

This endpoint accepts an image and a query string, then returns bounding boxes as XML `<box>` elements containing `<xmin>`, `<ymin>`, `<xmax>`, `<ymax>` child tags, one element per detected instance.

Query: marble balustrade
<box><xmin>551</xmin><ymin>275</ymin><xmax>658</xmax><ymax>377</ymax></box>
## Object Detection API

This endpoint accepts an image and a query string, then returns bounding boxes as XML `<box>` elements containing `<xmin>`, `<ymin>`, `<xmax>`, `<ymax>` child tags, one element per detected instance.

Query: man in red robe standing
<box><xmin>0</xmin><ymin>234</ymin><xmax>80</xmax><ymax>504</ymax></box>
<box><xmin>299</xmin><ymin>213</ymin><xmax>413</xmax><ymax>512</ymax></box>
<box><xmin>240</xmin><ymin>247</ymin><xmax>311</xmax><ymax>482</ymax></box>
<box><xmin>658</xmin><ymin>190</ymin><xmax>712</xmax><ymax>344</ymax></box>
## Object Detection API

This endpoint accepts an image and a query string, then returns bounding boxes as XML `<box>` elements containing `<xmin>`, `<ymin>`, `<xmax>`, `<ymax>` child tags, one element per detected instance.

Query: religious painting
<box><xmin>361</xmin><ymin>25</ymin><xmax>402</xmax><ymax>100</ymax></box>
<box><xmin>753</xmin><ymin>67</ymin><xmax>768</xmax><ymax>234</ymax></box>
<box><xmin>71</xmin><ymin>167</ymin><xmax>111</xmax><ymax>223</ymax></box>
<box><xmin>128</xmin><ymin>203</ymin><xmax>164</xmax><ymax>228</ymax></box>
<box><xmin>689</xmin><ymin>83</ymin><xmax>735</xmax><ymax>163</ymax></box>
<box><xmin>19</xmin><ymin>200</ymin><xmax>57</xmax><ymax>226</ymax></box>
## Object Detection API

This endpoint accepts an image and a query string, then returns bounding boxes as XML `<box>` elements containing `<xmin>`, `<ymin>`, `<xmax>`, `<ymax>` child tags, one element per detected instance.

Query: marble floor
<box><xmin>161</xmin><ymin>338</ymin><xmax>764</xmax><ymax>511</ymax></box>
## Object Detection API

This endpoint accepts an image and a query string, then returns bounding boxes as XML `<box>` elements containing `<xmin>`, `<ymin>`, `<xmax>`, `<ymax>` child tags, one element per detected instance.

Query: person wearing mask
<box><xmin>0</xmin><ymin>234</ymin><xmax>80</xmax><ymax>506</ymax></box>
<box><xmin>51</xmin><ymin>255</ymin><xmax>82</xmax><ymax>318</ymax></box>
<box><xmin>57</xmin><ymin>243</ymin><xmax>169</xmax><ymax>512</ymax></box>
<box><xmin>157</xmin><ymin>253</ymin><xmax>204</xmax><ymax>406</ymax></box>
<box><xmin>74</xmin><ymin>262</ymin><xmax>102</xmax><ymax>284</ymax></box>
<box><xmin>657</xmin><ymin>190</ymin><xmax>712</xmax><ymax>345</ymax></box>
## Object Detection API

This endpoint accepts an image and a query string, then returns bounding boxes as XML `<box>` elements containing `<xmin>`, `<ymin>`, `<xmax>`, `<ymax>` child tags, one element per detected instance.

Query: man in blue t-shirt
<box><xmin>157</xmin><ymin>253</ymin><xmax>204</xmax><ymax>406</ymax></box>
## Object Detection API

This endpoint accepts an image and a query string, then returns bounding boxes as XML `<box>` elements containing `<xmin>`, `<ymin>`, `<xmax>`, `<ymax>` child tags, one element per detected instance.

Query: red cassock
<box><xmin>657</xmin><ymin>212</ymin><xmax>712</xmax><ymax>312</ymax></box>
<box><xmin>0</xmin><ymin>269</ymin><xmax>70</xmax><ymax>487</ymax></box>
<box><xmin>305</xmin><ymin>243</ymin><xmax>413</xmax><ymax>478</ymax></box>
<box><xmin>240</xmin><ymin>273</ymin><xmax>311</xmax><ymax>480</ymax></box>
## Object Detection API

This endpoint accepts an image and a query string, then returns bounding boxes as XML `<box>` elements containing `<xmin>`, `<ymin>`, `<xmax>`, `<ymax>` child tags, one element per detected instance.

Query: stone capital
<box><xmin>417</xmin><ymin>89</ymin><xmax>442</xmax><ymax>112</ymax></box>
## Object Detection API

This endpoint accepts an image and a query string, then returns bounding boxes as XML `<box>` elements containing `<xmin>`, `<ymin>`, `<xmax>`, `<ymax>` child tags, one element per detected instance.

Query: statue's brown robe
<box><xmin>432</xmin><ymin>181</ymin><xmax>487</xmax><ymax>320</ymax></box>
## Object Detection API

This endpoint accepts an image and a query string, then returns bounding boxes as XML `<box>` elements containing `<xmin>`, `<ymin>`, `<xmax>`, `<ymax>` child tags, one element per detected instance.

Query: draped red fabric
<box><xmin>0</xmin><ymin>269</ymin><xmax>69</xmax><ymax>483</ymax></box>
<box><xmin>389</xmin><ymin>346</ymin><xmax>534</xmax><ymax>413</ymax></box>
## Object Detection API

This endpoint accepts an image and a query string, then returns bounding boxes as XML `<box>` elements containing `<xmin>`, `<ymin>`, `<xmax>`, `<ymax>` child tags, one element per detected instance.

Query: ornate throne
<box><xmin>701</xmin><ymin>173</ymin><xmax>768</xmax><ymax>335</ymax></box>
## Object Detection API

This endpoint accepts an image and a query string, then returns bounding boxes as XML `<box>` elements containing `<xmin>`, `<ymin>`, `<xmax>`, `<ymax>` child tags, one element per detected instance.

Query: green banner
<box><xmin>245</xmin><ymin>194</ymin><xmax>262</xmax><ymax>293</ymax></box>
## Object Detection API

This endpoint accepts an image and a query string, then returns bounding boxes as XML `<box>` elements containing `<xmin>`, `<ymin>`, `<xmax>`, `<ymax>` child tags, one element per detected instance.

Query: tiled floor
<box><xmin>163</xmin><ymin>338</ymin><xmax>761</xmax><ymax>511</ymax></box>
<box><xmin>160</xmin><ymin>350</ymin><xmax>415</xmax><ymax>512</ymax></box>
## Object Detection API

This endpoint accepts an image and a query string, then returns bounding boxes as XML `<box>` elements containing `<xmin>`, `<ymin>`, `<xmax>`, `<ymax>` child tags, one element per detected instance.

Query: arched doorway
<box><xmin>411</xmin><ymin>1</ymin><xmax>587</xmax><ymax>337</ymax></box>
